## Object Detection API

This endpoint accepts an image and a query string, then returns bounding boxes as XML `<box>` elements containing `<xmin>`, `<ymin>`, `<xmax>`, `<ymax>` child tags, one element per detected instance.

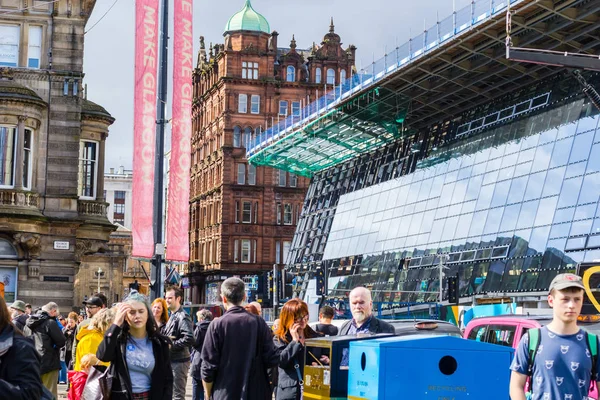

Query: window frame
<box><xmin>340</xmin><ymin>69</ymin><xmax>347</xmax><ymax>84</ymax></box>
<box><xmin>237</xmin><ymin>163</ymin><xmax>246</xmax><ymax>185</ymax></box>
<box><xmin>242</xmin><ymin>201</ymin><xmax>252</xmax><ymax>224</ymax></box>
<box><xmin>278</xmin><ymin>170</ymin><xmax>287</xmax><ymax>187</ymax></box>
<box><xmin>0</xmin><ymin>24</ymin><xmax>20</xmax><ymax>68</ymax></box>
<box><xmin>315</xmin><ymin>67</ymin><xmax>322</xmax><ymax>84</ymax></box>
<box><xmin>233</xmin><ymin>126</ymin><xmax>241</xmax><ymax>147</ymax></box>
<box><xmin>292</xmin><ymin>101</ymin><xmax>301</xmax><ymax>118</ymax></box>
<box><xmin>238</xmin><ymin>94</ymin><xmax>248</xmax><ymax>113</ymax></box>
<box><xmin>284</xmin><ymin>203</ymin><xmax>293</xmax><ymax>225</ymax></box>
<box><xmin>251</xmin><ymin>95</ymin><xmax>260</xmax><ymax>114</ymax></box>
<box><xmin>276</xmin><ymin>203</ymin><xmax>282</xmax><ymax>225</ymax></box>
<box><xmin>286</xmin><ymin>65</ymin><xmax>296</xmax><ymax>82</ymax></box>
<box><xmin>290</xmin><ymin>173</ymin><xmax>297</xmax><ymax>188</ymax></box>
<box><xmin>78</xmin><ymin>140</ymin><xmax>99</xmax><ymax>199</ymax></box>
<box><xmin>248</xmin><ymin>164</ymin><xmax>256</xmax><ymax>185</ymax></box>
<box><xmin>279</xmin><ymin>100</ymin><xmax>288</xmax><ymax>116</ymax></box>
<box><xmin>241</xmin><ymin>239</ymin><xmax>251</xmax><ymax>263</ymax></box>
<box><xmin>27</xmin><ymin>25</ymin><xmax>42</xmax><ymax>69</ymax></box>
<box><xmin>242</xmin><ymin>61</ymin><xmax>259</xmax><ymax>80</ymax></box>
<box><xmin>22</xmin><ymin>128</ymin><xmax>33</xmax><ymax>190</ymax></box>
<box><xmin>327</xmin><ymin>68</ymin><xmax>335</xmax><ymax>85</ymax></box>
<box><xmin>0</xmin><ymin>126</ymin><xmax>16</xmax><ymax>189</ymax></box>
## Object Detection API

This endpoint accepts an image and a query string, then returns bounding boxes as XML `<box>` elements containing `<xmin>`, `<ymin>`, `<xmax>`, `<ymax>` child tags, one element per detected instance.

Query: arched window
<box><xmin>286</xmin><ymin>66</ymin><xmax>296</xmax><ymax>82</ymax></box>
<box><xmin>315</xmin><ymin>68</ymin><xmax>322</xmax><ymax>84</ymax></box>
<box><xmin>340</xmin><ymin>69</ymin><xmax>347</xmax><ymax>84</ymax></box>
<box><xmin>243</xmin><ymin>127</ymin><xmax>252</xmax><ymax>148</ymax></box>
<box><xmin>326</xmin><ymin>68</ymin><xmax>335</xmax><ymax>85</ymax></box>
<box><xmin>0</xmin><ymin>239</ymin><xmax>17</xmax><ymax>259</ymax></box>
<box><xmin>233</xmin><ymin>126</ymin><xmax>241</xmax><ymax>147</ymax></box>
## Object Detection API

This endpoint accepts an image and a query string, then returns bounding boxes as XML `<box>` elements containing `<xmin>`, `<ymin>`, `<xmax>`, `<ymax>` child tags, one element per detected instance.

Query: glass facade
<box><xmin>288</xmin><ymin>73</ymin><xmax>600</xmax><ymax>302</ymax></box>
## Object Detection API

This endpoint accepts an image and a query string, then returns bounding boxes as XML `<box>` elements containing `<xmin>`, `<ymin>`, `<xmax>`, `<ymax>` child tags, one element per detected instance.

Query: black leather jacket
<box><xmin>163</xmin><ymin>307</ymin><xmax>194</xmax><ymax>362</ymax></box>
<box><xmin>97</xmin><ymin>324</ymin><xmax>173</xmax><ymax>400</ymax></box>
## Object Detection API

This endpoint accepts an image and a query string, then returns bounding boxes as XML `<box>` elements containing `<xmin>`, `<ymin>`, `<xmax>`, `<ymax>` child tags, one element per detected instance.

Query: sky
<box><xmin>83</xmin><ymin>0</ymin><xmax>473</xmax><ymax>171</ymax></box>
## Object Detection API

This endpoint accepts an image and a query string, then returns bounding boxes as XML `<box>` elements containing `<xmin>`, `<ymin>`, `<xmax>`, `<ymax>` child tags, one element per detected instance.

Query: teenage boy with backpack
<box><xmin>509</xmin><ymin>273</ymin><xmax>600</xmax><ymax>400</ymax></box>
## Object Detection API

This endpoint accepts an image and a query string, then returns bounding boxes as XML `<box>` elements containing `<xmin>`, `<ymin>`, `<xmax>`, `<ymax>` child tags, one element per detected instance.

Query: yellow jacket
<box><xmin>74</xmin><ymin>327</ymin><xmax>109</xmax><ymax>371</ymax></box>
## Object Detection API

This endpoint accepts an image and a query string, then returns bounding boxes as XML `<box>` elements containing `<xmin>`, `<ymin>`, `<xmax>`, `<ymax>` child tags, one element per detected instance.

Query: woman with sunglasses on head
<box><xmin>273</xmin><ymin>298</ymin><xmax>323</xmax><ymax>400</ymax></box>
<box><xmin>97</xmin><ymin>291</ymin><xmax>173</xmax><ymax>400</ymax></box>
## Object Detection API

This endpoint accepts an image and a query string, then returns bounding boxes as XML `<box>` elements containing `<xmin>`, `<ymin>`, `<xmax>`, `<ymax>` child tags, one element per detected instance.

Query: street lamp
<box><xmin>97</xmin><ymin>267</ymin><xmax>103</xmax><ymax>294</ymax></box>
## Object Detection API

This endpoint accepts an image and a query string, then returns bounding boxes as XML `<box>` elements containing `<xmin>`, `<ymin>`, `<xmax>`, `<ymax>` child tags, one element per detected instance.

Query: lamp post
<box><xmin>97</xmin><ymin>267</ymin><xmax>103</xmax><ymax>294</ymax></box>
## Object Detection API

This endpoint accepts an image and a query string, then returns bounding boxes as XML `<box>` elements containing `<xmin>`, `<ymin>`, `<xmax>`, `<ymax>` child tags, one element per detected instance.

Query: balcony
<box><xmin>78</xmin><ymin>200</ymin><xmax>108</xmax><ymax>217</ymax></box>
<box><xmin>0</xmin><ymin>189</ymin><xmax>39</xmax><ymax>208</ymax></box>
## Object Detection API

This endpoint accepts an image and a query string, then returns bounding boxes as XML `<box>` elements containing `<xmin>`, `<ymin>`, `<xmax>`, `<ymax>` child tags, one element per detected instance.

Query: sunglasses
<box><xmin>294</xmin><ymin>315</ymin><xmax>308</xmax><ymax>322</ymax></box>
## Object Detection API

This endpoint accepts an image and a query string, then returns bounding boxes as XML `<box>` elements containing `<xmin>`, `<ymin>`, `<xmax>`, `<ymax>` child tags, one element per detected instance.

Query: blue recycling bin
<box><xmin>348</xmin><ymin>335</ymin><xmax>513</xmax><ymax>400</ymax></box>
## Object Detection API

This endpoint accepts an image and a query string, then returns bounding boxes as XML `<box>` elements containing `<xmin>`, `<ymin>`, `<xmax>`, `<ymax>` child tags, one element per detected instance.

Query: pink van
<box><xmin>463</xmin><ymin>315</ymin><xmax>600</xmax><ymax>398</ymax></box>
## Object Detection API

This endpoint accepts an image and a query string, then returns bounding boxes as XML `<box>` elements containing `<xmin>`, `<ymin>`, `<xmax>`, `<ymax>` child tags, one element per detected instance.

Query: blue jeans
<box><xmin>192</xmin><ymin>377</ymin><xmax>204</xmax><ymax>400</ymax></box>
<box><xmin>58</xmin><ymin>361</ymin><xmax>67</xmax><ymax>383</ymax></box>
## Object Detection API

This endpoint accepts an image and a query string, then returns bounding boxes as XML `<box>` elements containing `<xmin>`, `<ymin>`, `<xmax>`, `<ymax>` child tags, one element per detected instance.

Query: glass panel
<box><xmin>569</xmin><ymin>131</ymin><xmax>594</xmax><ymax>163</ymax></box>
<box><xmin>534</xmin><ymin>196</ymin><xmax>558</xmax><ymax>227</ymax></box>
<box><xmin>541</xmin><ymin>167</ymin><xmax>565</xmax><ymax>197</ymax></box>
<box><xmin>516</xmin><ymin>201</ymin><xmax>539</xmax><ymax>230</ymax></box>
<box><xmin>557</xmin><ymin>177</ymin><xmax>583</xmax><ymax>208</ymax></box>
<box><xmin>578</xmin><ymin>174</ymin><xmax>600</xmax><ymax>205</ymax></box>
<box><xmin>550</xmin><ymin>136</ymin><xmax>574</xmax><ymax>168</ymax></box>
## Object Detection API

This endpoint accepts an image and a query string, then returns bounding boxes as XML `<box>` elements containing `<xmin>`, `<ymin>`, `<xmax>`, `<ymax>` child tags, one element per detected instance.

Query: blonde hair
<box><xmin>88</xmin><ymin>308</ymin><xmax>114</xmax><ymax>333</ymax></box>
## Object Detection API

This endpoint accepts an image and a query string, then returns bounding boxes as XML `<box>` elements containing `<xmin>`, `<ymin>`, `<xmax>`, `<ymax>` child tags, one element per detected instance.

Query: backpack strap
<box><xmin>527</xmin><ymin>328</ymin><xmax>541</xmax><ymax>378</ymax></box>
<box><xmin>586</xmin><ymin>332</ymin><xmax>598</xmax><ymax>381</ymax></box>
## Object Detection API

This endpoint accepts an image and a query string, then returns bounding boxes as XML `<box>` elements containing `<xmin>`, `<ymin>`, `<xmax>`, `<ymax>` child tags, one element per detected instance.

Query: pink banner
<box><xmin>166</xmin><ymin>0</ymin><xmax>193</xmax><ymax>262</ymax></box>
<box><xmin>132</xmin><ymin>0</ymin><xmax>159</xmax><ymax>258</ymax></box>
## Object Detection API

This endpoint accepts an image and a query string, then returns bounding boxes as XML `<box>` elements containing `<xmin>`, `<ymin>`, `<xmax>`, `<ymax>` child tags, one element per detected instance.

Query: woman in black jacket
<box><xmin>97</xmin><ymin>291</ymin><xmax>173</xmax><ymax>400</ymax></box>
<box><xmin>0</xmin><ymin>296</ymin><xmax>43</xmax><ymax>400</ymax></box>
<box><xmin>273</xmin><ymin>299</ymin><xmax>322</xmax><ymax>400</ymax></box>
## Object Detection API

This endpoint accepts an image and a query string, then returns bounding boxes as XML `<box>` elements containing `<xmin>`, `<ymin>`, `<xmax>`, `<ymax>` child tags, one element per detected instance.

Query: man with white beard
<box><xmin>338</xmin><ymin>287</ymin><xmax>395</xmax><ymax>335</ymax></box>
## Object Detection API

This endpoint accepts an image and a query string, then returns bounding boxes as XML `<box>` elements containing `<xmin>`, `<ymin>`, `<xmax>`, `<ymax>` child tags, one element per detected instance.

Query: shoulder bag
<box><xmin>82</xmin><ymin>365</ymin><xmax>113</xmax><ymax>400</ymax></box>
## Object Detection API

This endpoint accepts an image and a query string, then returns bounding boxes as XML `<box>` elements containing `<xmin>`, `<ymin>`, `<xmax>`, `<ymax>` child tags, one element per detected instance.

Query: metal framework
<box><xmin>248</xmin><ymin>87</ymin><xmax>410</xmax><ymax>177</ymax></box>
<box><xmin>248</xmin><ymin>0</ymin><xmax>600</xmax><ymax>177</ymax></box>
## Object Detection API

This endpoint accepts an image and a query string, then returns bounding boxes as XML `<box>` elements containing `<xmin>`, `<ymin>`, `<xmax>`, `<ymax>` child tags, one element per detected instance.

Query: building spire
<box><xmin>290</xmin><ymin>34</ymin><xmax>297</xmax><ymax>50</ymax></box>
<box><xmin>330</xmin><ymin>17</ymin><xmax>335</xmax><ymax>33</ymax></box>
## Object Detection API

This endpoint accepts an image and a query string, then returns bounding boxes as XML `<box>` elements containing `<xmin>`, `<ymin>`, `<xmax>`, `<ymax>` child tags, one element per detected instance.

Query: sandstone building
<box><xmin>0</xmin><ymin>0</ymin><xmax>114</xmax><ymax>309</ymax></box>
<box><xmin>188</xmin><ymin>0</ymin><xmax>355</xmax><ymax>303</ymax></box>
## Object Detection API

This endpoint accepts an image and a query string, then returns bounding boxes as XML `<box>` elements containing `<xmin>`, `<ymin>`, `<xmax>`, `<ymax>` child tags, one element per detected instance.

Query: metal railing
<box><xmin>246</xmin><ymin>0</ymin><xmax>521</xmax><ymax>158</ymax></box>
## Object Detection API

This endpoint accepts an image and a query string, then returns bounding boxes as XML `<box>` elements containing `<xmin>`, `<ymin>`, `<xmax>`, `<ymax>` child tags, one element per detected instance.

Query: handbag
<box><xmin>81</xmin><ymin>365</ymin><xmax>112</xmax><ymax>400</ymax></box>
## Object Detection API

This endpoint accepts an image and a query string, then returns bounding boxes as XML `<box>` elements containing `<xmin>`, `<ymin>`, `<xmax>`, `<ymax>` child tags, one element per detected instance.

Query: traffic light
<box><xmin>280</xmin><ymin>271</ymin><xmax>295</xmax><ymax>300</ymax></box>
<box><xmin>447</xmin><ymin>275</ymin><xmax>459</xmax><ymax>304</ymax></box>
<box><xmin>315</xmin><ymin>268</ymin><xmax>325</xmax><ymax>296</ymax></box>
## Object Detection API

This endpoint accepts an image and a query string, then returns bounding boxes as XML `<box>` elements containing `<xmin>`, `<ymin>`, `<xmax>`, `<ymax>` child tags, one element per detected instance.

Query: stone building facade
<box><xmin>0</xmin><ymin>0</ymin><xmax>115</xmax><ymax>310</ymax></box>
<box><xmin>188</xmin><ymin>0</ymin><xmax>355</xmax><ymax>303</ymax></box>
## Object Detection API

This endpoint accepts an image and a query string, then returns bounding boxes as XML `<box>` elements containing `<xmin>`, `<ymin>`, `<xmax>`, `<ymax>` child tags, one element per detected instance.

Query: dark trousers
<box><xmin>192</xmin><ymin>377</ymin><xmax>204</xmax><ymax>400</ymax></box>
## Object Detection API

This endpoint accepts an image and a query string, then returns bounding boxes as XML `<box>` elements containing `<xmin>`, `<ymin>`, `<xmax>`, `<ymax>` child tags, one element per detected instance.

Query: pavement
<box><xmin>57</xmin><ymin>376</ymin><xmax>195</xmax><ymax>399</ymax></box>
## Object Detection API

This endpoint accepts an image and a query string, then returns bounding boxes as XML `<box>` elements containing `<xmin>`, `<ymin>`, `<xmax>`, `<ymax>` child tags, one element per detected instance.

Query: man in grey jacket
<box><xmin>165</xmin><ymin>285</ymin><xmax>195</xmax><ymax>400</ymax></box>
<box><xmin>338</xmin><ymin>287</ymin><xmax>395</xmax><ymax>335</ymax></box>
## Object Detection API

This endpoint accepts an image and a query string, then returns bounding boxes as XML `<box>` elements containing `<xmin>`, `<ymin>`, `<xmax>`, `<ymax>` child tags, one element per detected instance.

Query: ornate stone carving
<box><xmin>14</xmin><ymin>233</ymin><xmax>41</xmax><ymax>259</ymax></box>
<box><xmin>75</xmin><ymin>239</ymin><xmax>109</xmax><ymax>261</ymax></box>
<box><xmin>0</xmin><ymin>67</ymin><xmax>14</xmax><ymax>80</ymax></box>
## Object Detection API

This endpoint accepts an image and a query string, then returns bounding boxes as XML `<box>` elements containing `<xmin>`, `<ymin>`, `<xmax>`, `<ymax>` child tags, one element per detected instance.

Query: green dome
<box><xmin>224</xmin><ymin>0</ymin><xmax>270</xmax><ymax>35</ymax></box>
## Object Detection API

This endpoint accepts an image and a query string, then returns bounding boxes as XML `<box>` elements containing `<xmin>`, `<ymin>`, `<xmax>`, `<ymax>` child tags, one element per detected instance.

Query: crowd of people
<box><xmin>0</xmin><ymin>278</ymin><xmax>395</xmax><ymax>400</ymax></box>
